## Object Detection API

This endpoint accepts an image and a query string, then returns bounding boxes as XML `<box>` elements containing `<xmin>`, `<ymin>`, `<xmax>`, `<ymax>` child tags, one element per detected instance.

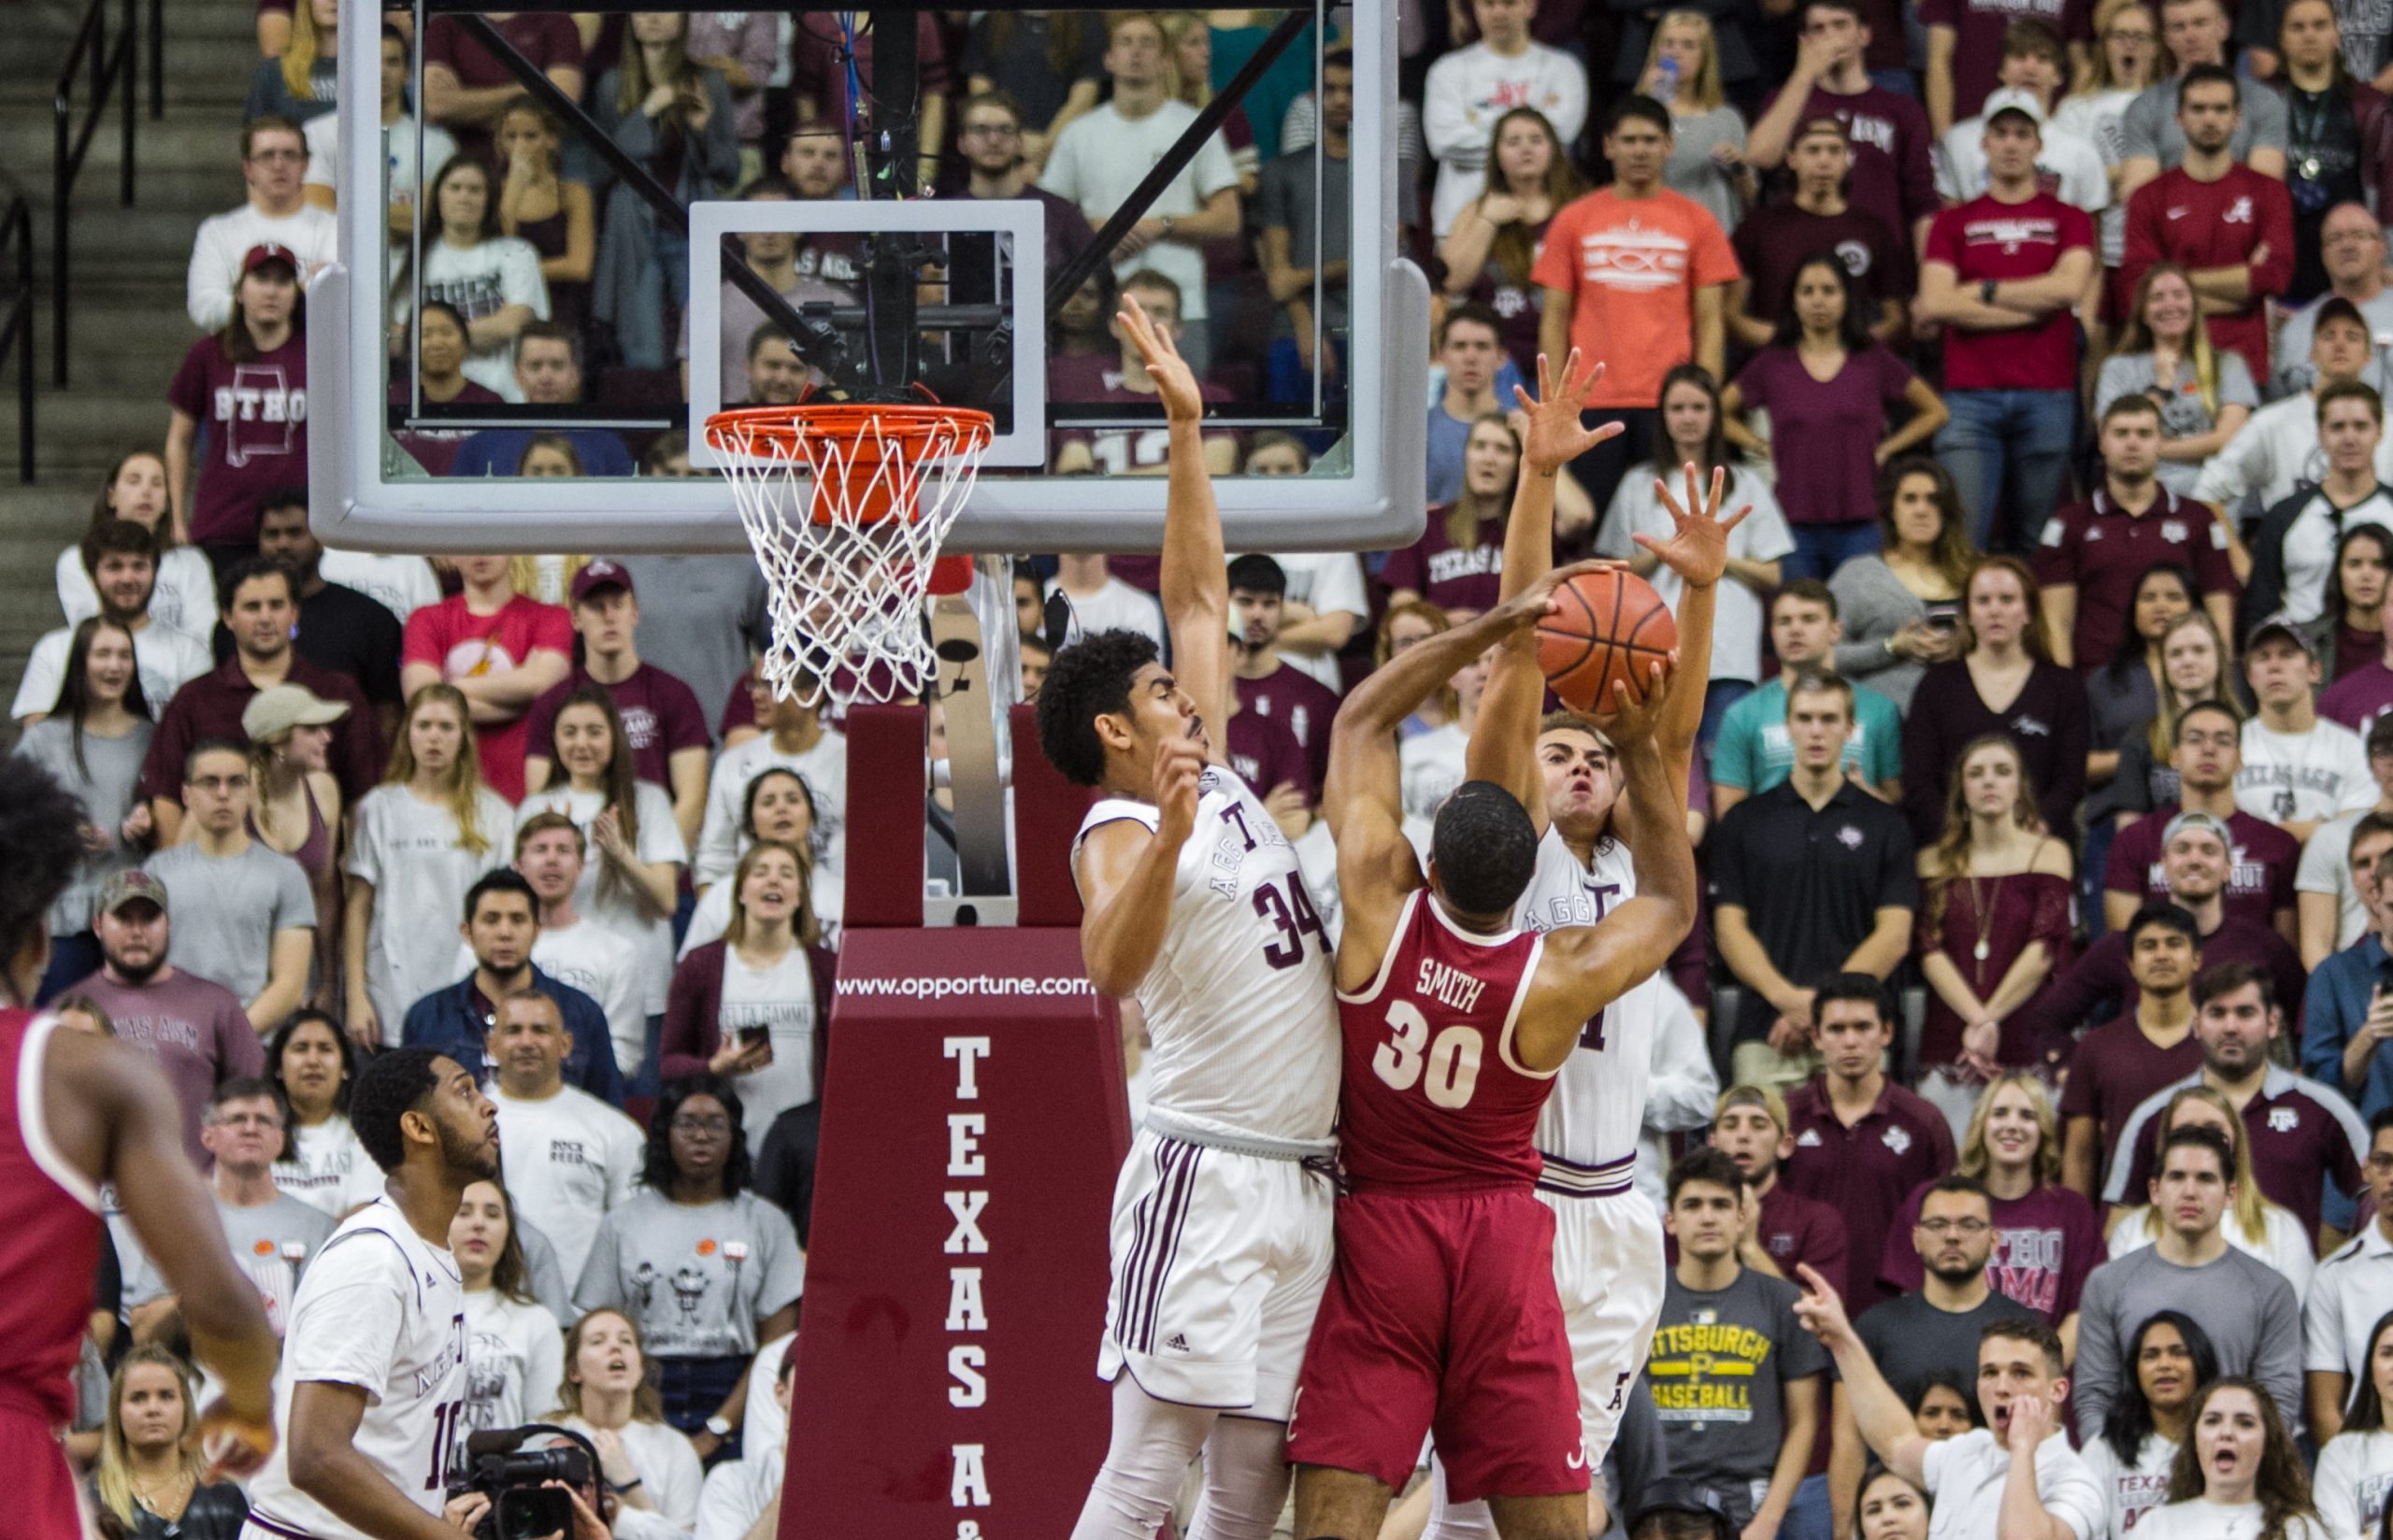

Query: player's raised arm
<box><xmin>1470</xmin><ymin>351</ymin><xmax>1619</xmax><ymax>822</ymax></box>
<box><xmin>1515</xmin><ymin>662</ymin><xmax>1699</xmax><ymax>1066</ymax></box>
<box><xmin>1626</xmin><ymin>463</ymin><xmax>1744</xmax><ymax>816</ymax></box>
<box><xmin>1328</xmin><ymin>564</ymin><xmax>1609</xmax><ymax>988</ymax></box>
<box><xmin>1119</xmin><ymin>293</ymin><xmax>1233</xmax><ymax>765</ymax></box>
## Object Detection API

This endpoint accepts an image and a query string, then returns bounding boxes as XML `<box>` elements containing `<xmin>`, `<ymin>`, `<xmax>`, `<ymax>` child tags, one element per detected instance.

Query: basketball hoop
<box><xmin>706</xmin><ymin>399</ymin><xmax>996</xmax><ymax>708</ymax></box>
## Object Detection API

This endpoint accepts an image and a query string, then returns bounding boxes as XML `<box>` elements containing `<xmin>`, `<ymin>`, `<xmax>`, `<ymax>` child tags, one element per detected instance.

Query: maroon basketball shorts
<box><xmin>0</xmin><ymin>1404</ymin><xmax>83</xmax><ymax>1538</ymax></box>
<box><xmin>1285</xmin><ymin>1183</ymin><xmax>1586</xmax><ymax>1504</ymax></box>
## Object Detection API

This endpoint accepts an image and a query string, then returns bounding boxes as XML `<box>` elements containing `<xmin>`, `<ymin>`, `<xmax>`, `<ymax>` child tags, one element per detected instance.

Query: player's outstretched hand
<box><xmin>1512</xmin><ymin>349</ymin><xmax>1624</xmax><ymax>476</ymax></box>
<box><xmin>198</xmin><ymin>1395</ymin><xmax>276</xmax><ymax>1481</ymax></box>
<box><xmin>1153</xmin><ymin>734</ymin><xmax>1206</xmax><ymax>850</ymax></box>
<box><xmin>1117</xmin><ymin>293</ymin><xmax>1206</xmax><ymax>426</ymax></box>
<box><xmin>1634</xmin><ymin>463</ymin><xmax>1751</xmax><ymax>591</ymax></box>
<box><xmin>1584</xmin><ymin>652</ymin><xmax>1678</xmax><ymax>747</ymax></box>
<box><xmin>1789</xmin><ymin>1262</ymin><xmax>1854</xmax><ymax>1349</ymax></box>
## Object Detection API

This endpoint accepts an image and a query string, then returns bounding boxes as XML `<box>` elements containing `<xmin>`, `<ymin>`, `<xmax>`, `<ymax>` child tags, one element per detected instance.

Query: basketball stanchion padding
<box><xmin>781</xmin><ymin>705</ymin><xmax>1125</xmax><ymax>1538</ymax></box>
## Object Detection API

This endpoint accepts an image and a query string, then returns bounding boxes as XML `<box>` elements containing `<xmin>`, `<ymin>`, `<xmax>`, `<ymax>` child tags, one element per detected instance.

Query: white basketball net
<box><xmin>708</xmin><ymin>407</ymin><xmax>994</xmax><ymax>709</ymax></box>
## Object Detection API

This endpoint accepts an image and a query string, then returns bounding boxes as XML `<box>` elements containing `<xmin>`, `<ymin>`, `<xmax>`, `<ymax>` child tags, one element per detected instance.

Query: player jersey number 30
<box><xmin>1372</xmin><ymin>999</ymin><xmax>1485</xmax><ymax>1108</ymax></box>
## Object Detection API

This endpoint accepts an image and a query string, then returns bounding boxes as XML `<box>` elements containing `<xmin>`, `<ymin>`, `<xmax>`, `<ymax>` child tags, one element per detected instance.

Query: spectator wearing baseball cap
<box><xmin>1706</xmin><ymin>1085</ymin><xmax>1853</xmax><ymax>1293</ymax></box>
<box><xmin>165</xmin><ymin>240</ymin><xmax>309</xmax><ymax>569</ymax></box>
<box><xmin>2238</xmin><ymin>618</ymin><xmax>2377</xmax><ymax>843</ymax></box>
<box><xmin>1932</xmin><ymin>36</ymin><xmax>2110</xmax><ymax>217</ymax></box>
<box><xmin>520</xmin><ymin>560</ymin><xmax>712</xmax><ymax>850</ymax></box>
<box><xmin>65</xmin><ymin>869</ymin><xmax>265</xmax><ymax>1167</ymax></box>
<box><xmin>1727</xmin><ymin>117</ymin><xmax>1908</xmax><ymax>350</ymax></box>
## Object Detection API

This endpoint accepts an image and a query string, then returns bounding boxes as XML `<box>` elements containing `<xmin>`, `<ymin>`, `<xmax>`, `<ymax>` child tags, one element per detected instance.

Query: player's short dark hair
<box><xmin>1608</xmin><ymin>93</ymin><xmax>1672</xmax><ymax>137</ymax></box>
<box><xmin>1225</xmin><ymin>554</ymin><xmax>1287</xmax><ymax>597</ymax></box>
<box><xmin>2177</xmin><ymin>61</ymin><xmax>2240</xmax><ymax>110</ymax></box>
<box><xmin>1439</xmin><ymin>302</ymin><xmax>1504</xmax><ymax>349</ymax></box>
<box><xmin>1033</xmin><ymin>629</ymin><xmax>1159</xmax><ymax>787</ymax></box>
<box><xmin>0</xmin><ymin>760</ymin><xmax>96</xmax><ymax>987</ymax></box>
<box><xmin>2192</xmin><ymin>960</ymin><xmax>2272</xmax><ymax>1013</ymax></box>
<box><xmin>351</xmin><ymin>1048</ymin><xmax>446</xmax><ymax>1174</ymax></box>
<box><xmin>1981</xmin><ymin>1317</ymin><xmax>2067</xmax><ymax>1376</ymax></box>
<box><xmin>80</xmin><ymin>518</ymin><xmax>157</xmax><ymax>578</ymax></box>
<box><xmin>2126</xmin><ymin>902</ymin><xmax>2200</xmax><ymax>948</ymax></box>
<box><xmin>1668</xmin><ymin>1148</ymin><xmax>1744</xmax><ymax>1205</ymax></box>
<box><xmin>217</xmin><ymin>556</ymin><xmax>293</xmax><ymax>613</ymax></box>
<box><xmin>464</xmin><ymin>868</ymin><xmax>538</xmax><ymax>925</ymax></box>
<box><xmin>2157</xmin><ymin>1122</ymin><xmax>2234</xmax><ymax>1180</ymax></box>
<box><xmin>1429</xmin><ymin>781</ymin><xmax>1539</xmax><ymax>918</ymax></box>
<box><xmin>1811</xmin><ymin>972</ymin><xmax>1892</xmax><ymax>1028</ymax></box>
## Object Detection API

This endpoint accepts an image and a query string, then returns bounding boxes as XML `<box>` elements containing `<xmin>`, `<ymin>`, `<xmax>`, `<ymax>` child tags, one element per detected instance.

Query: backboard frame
<box><xmin>310</xmin><ymin>0</ymin><xmax>1426</xmax><ymax>557</ymax></box>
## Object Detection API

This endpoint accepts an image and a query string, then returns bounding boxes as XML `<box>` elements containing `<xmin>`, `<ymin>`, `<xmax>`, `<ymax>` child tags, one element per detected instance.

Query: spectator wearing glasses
<box><xmin>2272</xmin><ymin>207</ymin><xmax>2393</xmax><ymax>400</ymax></box>
<box><xmin>953</xmin><ymin>91</ymin><xmax>1095</xmax><ymax>290</ymax></box>
<box><xmin>2075</xmin><ymin>1124</ymin><xmax>2304</xmax><ymax>1432</ymax></box>
<box><xmin>2102</xmin><ymin>703</ymin><xmax>2300</xmax><ymax>942</ymax></box>
<box><xmin>186</xmin><ymin>117</ymin><xmax>335</xmax><ymax>333</ymax></box>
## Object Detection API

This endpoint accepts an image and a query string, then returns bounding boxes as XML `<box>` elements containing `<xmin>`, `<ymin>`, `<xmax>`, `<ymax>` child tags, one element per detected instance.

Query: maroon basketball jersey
<box><xmin>1335</xmin><ymin>889</ymin><xmax>1555</xmax><ymax>1192</ymax></box>
<box><xmin>0</xmin><ymin>1009</ymin><xmax>101</xmax><ymax>1423</ymax></box>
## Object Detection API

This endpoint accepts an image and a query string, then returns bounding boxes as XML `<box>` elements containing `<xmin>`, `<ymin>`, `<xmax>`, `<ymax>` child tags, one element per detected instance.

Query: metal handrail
<box><xmin>0</xmin><ymin>192</ymin><xmax>34</xmax><ymax>482</ymax></box>
<box><xmin>52</xmin><ymin>0</ymin><xmax>137</xmax><ymax>387</ymax></box>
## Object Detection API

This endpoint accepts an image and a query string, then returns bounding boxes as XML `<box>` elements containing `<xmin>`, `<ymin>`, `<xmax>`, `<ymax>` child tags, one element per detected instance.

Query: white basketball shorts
<box><xmin>1543</xmin><ymin>1156</ymin><xmax>1667</xmax><ymax>1464</ymax></box>
<box><xmin>1097</xmin><ymin>1123</ymin><xmax>1335</xmax><ymax>1420</ymax></box>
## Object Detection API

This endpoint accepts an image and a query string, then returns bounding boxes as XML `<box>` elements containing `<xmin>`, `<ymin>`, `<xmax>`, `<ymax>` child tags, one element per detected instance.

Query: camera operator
<box><xmin>443</xmin><ymin>1452</ymin><xmax>613</xmax><ymax>1540</ymax></box>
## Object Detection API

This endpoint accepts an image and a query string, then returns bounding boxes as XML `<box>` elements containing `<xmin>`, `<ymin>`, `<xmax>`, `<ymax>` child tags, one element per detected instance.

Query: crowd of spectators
<box><xmin>50</xmin><ymin>0</ymin><xmax>2393</xmax><ymax>1535</ymax></box>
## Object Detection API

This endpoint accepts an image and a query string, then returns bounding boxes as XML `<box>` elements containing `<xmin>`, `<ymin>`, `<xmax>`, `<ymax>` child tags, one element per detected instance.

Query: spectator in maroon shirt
<box><xmin>520</xmin><ymin>561</ymin><xmax>711</xmax><ymax>850</ymax></box>
<box><xmin>1727</xmin><ymin>118</ymin><xmax>1906</xmax><ymax>351</ymax></box>
<box><xmin>1228</xmin><ymin>556</ymin><xmax>1341</xmax><ymax>796</ymax></box>
<box><xmin>1883</xmin><ymin>1076</ymin><xmax>2109</xmax><ymax>1332</ymax></box>
<box><xmin>2033</xmin><ymin>808</ymin><xmax>2305</xmax><ymax>1066</ymax></box>
<box><xmin>139</xmin><ymin>561</ymin><xmax>381</xmax><ymax>848</ymax></box>
<box><xmin>2102</xmin><ymin>961</ymin><xmax>2370</xmax><ymax>1237</ymax></box>
<box><xmin>1747</xmin><ymin>0</ymin><xmax>1940</xmax><ymax>268</ymax></box>
<box><xmin>2104</xmin><ymin>702</ymin><xmax>2301</xmax><ymax>942</ymax></box>
<box><xmin>1926</xmin><ymin>0</ymin><xmax>2096</xmax><ymax>135</ymax></box>
<box><xmin>2321</xmin><ymin>545</ymin><xmax>2393</xmax><ymax>739</ymax></box>
<box><xmin>2060</xmin><ymin>904</ymin><xmax>2205</xmax><ymax>1196</ymax></box>
<box><xmin>1712</xmin><ymin>1083</ymin><xmax>1853</xmax><ymax>1295</ymax></box>
<box><xmin>421</xmin><ymin>11</ymin><xmax>584</xmax><ymax>135</ymax></box>
<box><xmin>2035</xmin><ymin>395</ymin><xmax>2240</xmax><ymax>672</ymax></box>
<box><xmin>1780</xmin><ymin>973</ymin><xmax>1959</xmax><ymax>1307</ymax></box>
<box><xmin>1383</xmin><ymin>416</ymin><xmax>1522</xmax><ymax>620</ymax></box>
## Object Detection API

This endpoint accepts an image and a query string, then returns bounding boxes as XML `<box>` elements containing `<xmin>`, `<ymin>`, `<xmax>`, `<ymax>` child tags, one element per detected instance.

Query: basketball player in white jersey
<box><xmin>242</xmin><ymin>1048</ymin><xmax>499</xmax><ymax>1540</ymax></box>
<box><xmin>1426</xmin><ymin>352</ymin><xmax>1745</xmax><ymax>1540</ymax></box>
<box><xmin>1036</xmin><ymin>297</ymin><xmax>1340</xmax><ymax>1540</ymax></box>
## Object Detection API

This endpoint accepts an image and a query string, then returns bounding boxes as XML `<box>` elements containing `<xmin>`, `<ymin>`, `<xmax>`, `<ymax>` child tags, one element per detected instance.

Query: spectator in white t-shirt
<box><xmin>553</xmin><ymin>1308</ymin><xmax>706</xmax><ymax>1539</ymax></box>
<box><xmin>695</xmin><ymin>666</ymin><xmax>846</xmax><ymax>894</ymax></box>
<box><xmin>484</xmin><ymin>991</ymin><xmax>642</xmax><ymax>1283</ymax></box>
<box><xmin>15</xmin><ymin>520</ymin><xmax>211</xmax><ymax>725</ymax></box>
<box><xmin>55</xmin><ymin>452</ymin><xmax>218</xmax><ymax>648</ymax></box>
<box><xmin>1934</xmin><ymin>35</ymin><xmax>2110</xmax><ymax>214</ymax></box>
<box><xmin>2238</xmin><ymin>620</ymin><xmax>2377</xmax><ymax>843</ymax></box>
<box><xmin>504</xmin><ymin>813</ymin><xmax>648</xmax><ymax>1095</ymax></box>
<box><xmin>450</xmin><ymin>1178</ymin><xmax>566</xmax><ymax>1458</ymax></box>
<box><xmin>680</xmin><ymin>767</ymin><xmax>839</xmax><ymax>960</ymax></box>
<box><xmin>1046</xmin><ymin>556</ymin><xmax>1168</xmax><ymax>655</ymax></box>
<box><xmin>1038</xmin><ymin>10</ymin><xmax>1241</xmax><ymax>370</ymax></box>
<box><xmin>1794</xmin><ymin>1274</ymin><xmax>2106</xmax><ymax>1540</ymax></box>
<box><xmin>187</xmin><ymin>115</ymin><xmax>337</xmax><ymax>333</ymax></box>
<box><xmin>1422</xmin><ymin>0</ymin><xmax>1591</xmax><ymax>236</ymax></box>
<box><xmin>2314</xmin><ymin>1310</ymin><xmax>2393</xmax><ymax>1540</ymax></box>
<box><xmin>343</xmin><ymin>684</ymin><xmax>514</xmax><ymax>1048</ymax></box>
<box><xmin>696</xmin><ymin>1342</ymin><xmax>793</xmax><ymax>1540</ymax></box>
<box><xmin>2306</xmin><ymin>1110</ymin><xmax>2393</xmax><ymax>1440</ymax></box>
<box><xmin>2130</xmin><ymin>1378</ymin><xmax>2330</xmax><ymax>1540</ymax></box>
<box><xmin>2080</xmin><ymin>1311</ymin><xmax>2216</xmax><ymax>1540</ymax></box>
<box><xmin>266</xmin><ymin>1010</ymin><xmax>383</xmax><ymax>1219</ymax></box>
<box><xmin>303</xmin><ymin>23</ymin><xmax>457</xmax><ymax>228</ymax></box>
<box><xmin>396</xmin><ymin>155</ymin><xmax>551</xmax><ymax>401</ymax></box>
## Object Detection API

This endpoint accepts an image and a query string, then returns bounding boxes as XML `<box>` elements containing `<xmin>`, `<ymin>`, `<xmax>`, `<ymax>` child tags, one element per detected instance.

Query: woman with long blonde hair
<box><xmin>88</xmin><ymin>1347</ymin><xmax>248</xmax><ymax>1537</ymax></box>
<box><xmin>1913</xmin><ymin>742</ymin><xmax>2075</xmax><ymax>1129</ymax></box>
<box><xmin>1636</xmin><ymin>12</ymin><xmax>1750</xmax><ymax>230</ymax></box>
<box><xmin>2107</xmin><ymin>1086</ymin><xmax>2316</xmax><ymax>1298</ymax></box>
<box><xmin>552</xmin><ymin>1308</ymin><xmax>704</xmax><ymax>1532</ymax></box>
<box><xmin>1884</xmin><ymin>1076</ymin><xmax>2102</xmax><ymax>1327</ymax></box>
<box><xmin>1437</xmin><ymin>107</ymin><xmax>1586</xmax><ymax>380</ymax></box>
<box><xmin>2096</xmin><ymin>610</ymin><xmax>2243</xmax><ymax>836</ymax></box>
<box><xmin>247</xmin><ymin>0</ymin><xmax>337</xmax><ymax>121</ymax></box>
<box><xmin>2097</xmin><ymin>264</ymin><xmax>2258</xmax><ymax>498</ymax></box>
<box><xmin>342</xmin><ymin>683</ymin><xmax>513</xmax><ymax>1048</ymax></box>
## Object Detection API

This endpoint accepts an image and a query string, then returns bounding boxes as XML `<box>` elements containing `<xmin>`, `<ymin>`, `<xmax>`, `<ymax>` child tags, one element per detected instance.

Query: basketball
<box><xmin>1538</xmin><ymin>570</ymin><xmax>1678</xmax><ymax>716</ymax></box>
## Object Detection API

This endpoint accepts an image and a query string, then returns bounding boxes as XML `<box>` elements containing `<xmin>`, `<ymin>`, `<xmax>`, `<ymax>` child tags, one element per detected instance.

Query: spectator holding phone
<box><xmin>1828</xmin><ymin>459</ymin><xmax>1978</xmax><ymax>716</ymax></box>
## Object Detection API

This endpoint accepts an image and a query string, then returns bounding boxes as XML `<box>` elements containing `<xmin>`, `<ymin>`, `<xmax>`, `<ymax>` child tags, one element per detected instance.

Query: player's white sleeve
<box><xmin>284</xmin><ymin>1233</ymin><xmax>412</xmax><ymax>1396</ymax></box>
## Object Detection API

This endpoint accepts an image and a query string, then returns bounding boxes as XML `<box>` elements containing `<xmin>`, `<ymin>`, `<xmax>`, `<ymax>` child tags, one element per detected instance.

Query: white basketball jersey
<box><xmin>1073</xmin><ymin>764</ymin><xmax>1340</xmax><ymax>1143</ymax></box>
<box><xmin>245</xmin><ymin>1198</ymin><xmax>468</xmax><ymax>1538</ymax></box>
<box><xmin>1513</xmin><ymin>826</ymin><xmax>1660</xmax><ymax>1171</ymax></box>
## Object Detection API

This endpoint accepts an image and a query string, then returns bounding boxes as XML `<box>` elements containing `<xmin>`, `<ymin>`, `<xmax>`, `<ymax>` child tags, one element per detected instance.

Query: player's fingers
<box><xmin>1652</xmin><ymin>478</ymin><xmax>1687</xmax><ymax>520</ymax></box>
<box><xmin>1720</xmin><ymin>502</ymin><xmax>1754</xmax><ymax>534</ymax></box>
<box><xmin>1574</xmin><ymin>421</ymin><xmax>1625</xmax><ymax>454</ymax></box>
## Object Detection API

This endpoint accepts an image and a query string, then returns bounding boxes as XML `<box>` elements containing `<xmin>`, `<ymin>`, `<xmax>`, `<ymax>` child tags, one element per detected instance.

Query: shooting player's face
<box><xmin>1537</xmin><ymin>726</ymin><xmax>1618</xmax><ymax>839</ymax></box>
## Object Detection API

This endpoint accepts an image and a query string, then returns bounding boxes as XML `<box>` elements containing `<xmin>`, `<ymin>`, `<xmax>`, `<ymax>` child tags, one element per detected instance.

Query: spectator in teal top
<box><xmin>1712</xmin><ymin>580</ymin><xmax>1904</xmax><ymax>820</ymax></box>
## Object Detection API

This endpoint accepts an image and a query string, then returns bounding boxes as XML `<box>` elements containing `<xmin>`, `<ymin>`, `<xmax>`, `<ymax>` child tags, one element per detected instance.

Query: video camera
<box><xmin>448</xmin><ymin>1423</ymin><xmax>604</xmax><ymax>1540</ymax></box>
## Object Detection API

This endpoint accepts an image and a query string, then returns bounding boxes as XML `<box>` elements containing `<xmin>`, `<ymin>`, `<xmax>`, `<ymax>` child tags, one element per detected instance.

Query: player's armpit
<box><xmin>1514</xmin><ymin>893</ymin><xmax>1692</xmax><ymax>1070</ymax></box>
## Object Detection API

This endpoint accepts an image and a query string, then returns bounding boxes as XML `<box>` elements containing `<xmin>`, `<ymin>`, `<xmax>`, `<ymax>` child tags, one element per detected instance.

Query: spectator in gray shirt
<box><xmin>11</xmin><ymin>617</ymin><xmax>157</xmax><ymax>1001</ymax></box>
<box><xmin>2072</xmin><ymin>1123</ymin><xmax>2303</xmax><ymax>1434</ymax></box>
<box><xmin>143</xmin><ymin>738</ymin><xmax>315</xmax><ymax>1032</ymax></box>
<box><xmin>2116</xmin><ymin>0</ymin><xmax>2288</xmax><ymax>200</ymax></box>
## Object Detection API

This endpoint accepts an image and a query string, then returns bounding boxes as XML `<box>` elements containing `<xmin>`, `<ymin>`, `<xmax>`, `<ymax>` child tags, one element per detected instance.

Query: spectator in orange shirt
<box><xmin>1534</xmin><ymin>94</ymin><xmax>1741</xmax><ymax>516</ymax></box>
